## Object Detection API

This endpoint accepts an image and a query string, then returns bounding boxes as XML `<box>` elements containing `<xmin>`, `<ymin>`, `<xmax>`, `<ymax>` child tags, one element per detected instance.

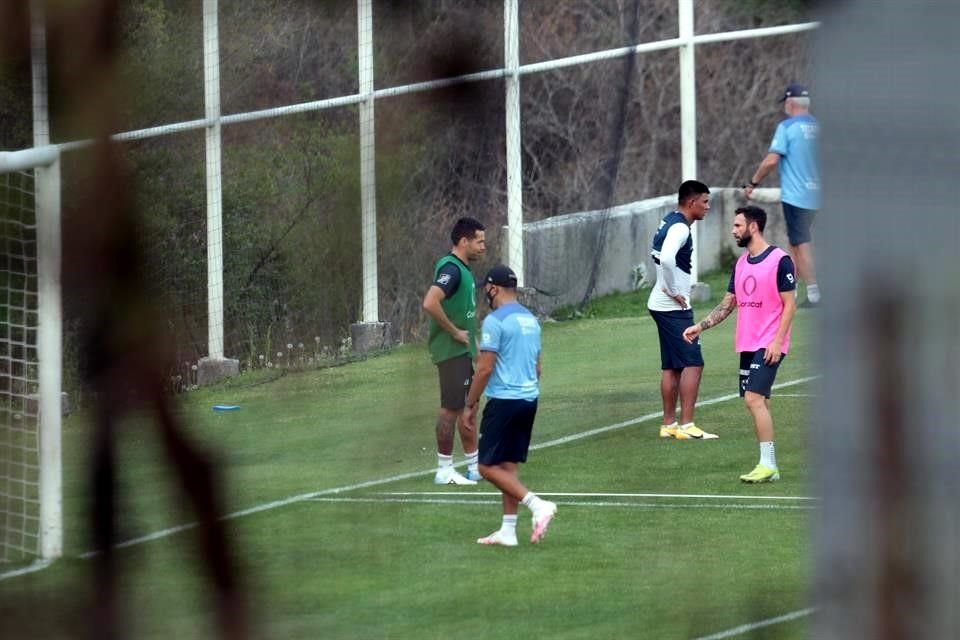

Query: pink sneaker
<box><xmin>530</xmin><ymin>501</ymin><xmax>557</xmax><ymax>544</ymax></box>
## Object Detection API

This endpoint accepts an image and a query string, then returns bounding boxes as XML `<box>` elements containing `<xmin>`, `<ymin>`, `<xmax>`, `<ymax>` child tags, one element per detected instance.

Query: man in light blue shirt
<box><xmin>463</xmin><ymin>265</ymin><xmax>556</xmax><ymax>547</ymax></box>
<box><xmin>744</xmin><ymin>83</ymin><xmax>821</xmax><ymax>308</ymax></box>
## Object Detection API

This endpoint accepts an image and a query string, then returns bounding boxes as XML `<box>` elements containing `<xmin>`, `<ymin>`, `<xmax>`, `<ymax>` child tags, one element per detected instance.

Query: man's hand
<box><xmin>462</xmin><ymin>403</ymin><xmax>478</xmax><ymax>431</ymax></box>
<box><xmin>663</xmin><ymin>288</ymin><xmax>689</xmax><ymax>310</ymax></box>
<box><xmin>452</xmin><ymin>328</ymin><xmax>470</xmax><ymax>345</ymax></box>
<box><xmin>763</xmin><ymin>339</ymin><xmax>783</xmax><ymax>364</ymax></box>
<box><xmin>682</xmin><ymin>324</ymin><xmax>702</xmax><ymax>344</ymax></box>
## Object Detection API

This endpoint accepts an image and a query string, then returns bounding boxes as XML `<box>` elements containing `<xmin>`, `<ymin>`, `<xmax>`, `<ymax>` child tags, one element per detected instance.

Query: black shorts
<box><xmin>782</xmin><ymin>202</ymin><xmax>817</xmax><ymax>246</ymax></box>
<box><xmin>478</xmin><ymin>398</ymin><xmax>538</xmax><ymax>465</ymax></box>
<box><xmin>738</xmin><ymin>350</ymin><xmax>786</xmax><ymax>399</ymax></box>
<box><xmin>649</xmin><ymin>309</ymin><xmax>704</xmax><ymax>370</ymax></box>
<box><xmin>436</xmin><ymin>354</ymin><xmax>473</xmax><ymax>410</ymax></box>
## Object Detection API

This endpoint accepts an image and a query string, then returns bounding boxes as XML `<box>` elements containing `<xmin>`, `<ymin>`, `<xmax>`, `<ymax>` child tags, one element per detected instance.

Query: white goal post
<box><xmin>0</xmin><ymin>145</ymin><xmax>62</xmax><ymax>564</ymax></box>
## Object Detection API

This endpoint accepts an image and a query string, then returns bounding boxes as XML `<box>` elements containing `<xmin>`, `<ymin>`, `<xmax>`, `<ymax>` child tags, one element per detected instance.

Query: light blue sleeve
<box><xmin>479</xmin><ymin>315</ymin><xmax>502</xmax><ymax>353</ymax></box>
<box><xmin>769</xmin><ymin>121</ymin><xmax>788</xmax><ymax>156</ymax></box>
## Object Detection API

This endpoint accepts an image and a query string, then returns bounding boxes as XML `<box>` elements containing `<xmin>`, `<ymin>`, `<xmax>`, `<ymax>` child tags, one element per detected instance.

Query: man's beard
<box><xmin>736</xmin><ymin>232</ymin><xmax>751</xmax><ymax>248</ymax></box>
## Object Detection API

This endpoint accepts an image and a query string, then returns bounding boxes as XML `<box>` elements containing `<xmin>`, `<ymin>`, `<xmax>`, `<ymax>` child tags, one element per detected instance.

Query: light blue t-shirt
<box><xmin>769</xmin><ymin>113</ymin><xmax>820</xmax><ymax>210</ymax></box>
<box><xmin>479</xmin><ymin>302</ymin><xmax>541</xmax><ymax>400</ymax></box>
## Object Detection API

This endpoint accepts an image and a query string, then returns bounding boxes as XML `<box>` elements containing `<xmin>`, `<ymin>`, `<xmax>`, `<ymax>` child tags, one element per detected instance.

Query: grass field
<box><xmin>1</xmin><ymin>271</ymin><xmax>818</xmax><ymax>639</ymax></box>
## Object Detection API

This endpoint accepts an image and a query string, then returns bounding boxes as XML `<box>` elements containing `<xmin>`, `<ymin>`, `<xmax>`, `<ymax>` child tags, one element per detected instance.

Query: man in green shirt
<box><xmin>422</xmin><ymin>217</ymin><xmax>487</xmax><ymax>484</ymax></box>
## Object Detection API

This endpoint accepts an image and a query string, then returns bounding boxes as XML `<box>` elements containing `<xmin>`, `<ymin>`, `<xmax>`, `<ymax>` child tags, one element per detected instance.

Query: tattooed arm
<box><xmin>682</xmin><ymin>293</ymin><xmax>737</xmax><ymax>343</ymax></box>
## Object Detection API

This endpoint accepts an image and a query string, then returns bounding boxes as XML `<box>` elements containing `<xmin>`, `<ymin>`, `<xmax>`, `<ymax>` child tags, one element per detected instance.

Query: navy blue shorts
<box><xmin>649</xmin><ymin>309</ymin><xmax>704</xmax><ymax>370</ymax></box>
<box><xmin>739</xmin><ymin>350</ymin><xmax>786</xmax><ymax>398</ymax></box>
<box><xmin>782</xmin><ymin>202</ymin><xmax>817</xmax><ymax>246</ymax></box>
<box><xmin>478</xmin><ymin>398</ymin><xmax>538</xmax><ymax>465</ymax></box>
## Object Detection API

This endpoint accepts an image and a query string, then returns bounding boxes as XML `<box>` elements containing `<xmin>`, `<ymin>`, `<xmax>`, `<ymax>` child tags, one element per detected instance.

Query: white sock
<box><xmin>679</xmin><ymin>421</ymin><xmax>695</xmax><ymax>430</ymax></box>
<box><xmin>806</xmin><ymin>283</ymin><xmax>820</xmax><ymax>303</ymax></box>
<box><xmin>760</xmin><ymin>441</ymin><xmax>777</xmax><ymax>469</ymax></box>
<box><xmin>464</xmin><ymin>450</ymin><xmax>479</xmax><ymax>475</ymax></box>
<box><xmin>521</xmin><ymin>492</ymin><xmax>544</xmax><ymax>512</ymax></box>
<box><xmin>500</xmin><ymin>514</ymin><xmax>518</xmax><ymax>537</ymax></box>
<box><xmin>663</xmin><ymin>420</ymin><xmax>678</xmax><ymax>428</ymax></box>
<box><xmin>437</xmin><ymin>453</ymin><xmax>453</xmax><ymax>472</ymax></box>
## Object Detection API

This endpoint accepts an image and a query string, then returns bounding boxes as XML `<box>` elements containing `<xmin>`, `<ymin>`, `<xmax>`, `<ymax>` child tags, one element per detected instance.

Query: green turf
<box><xmin>1</xmin><ymin>273</ymin><xmax>817</xmax><ymax>639</ymax></box>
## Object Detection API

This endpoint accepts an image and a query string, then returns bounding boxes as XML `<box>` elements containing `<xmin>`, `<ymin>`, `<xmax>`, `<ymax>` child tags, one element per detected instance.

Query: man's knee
<box><xmin>743</xmin><ymin>391</ymin><xmax>767</xmax><ymax>410</ymax></box>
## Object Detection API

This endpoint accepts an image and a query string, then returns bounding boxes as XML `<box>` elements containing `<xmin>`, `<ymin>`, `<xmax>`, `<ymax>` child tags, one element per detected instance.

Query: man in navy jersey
<box><xmin>647</xmin><ymin>180</ymin><xmax>716</xmax><ymax>440</ymax></box>
<box><xmin>744</xmin><ymin>83</ymin><xmax>820</xmax><ymax>307</ymax></box>
<box><xmin>684</xmin><ymin>206</ymin><xmax>797</xmax><ymax>483</ymax></box>
<box><xmin>463</xmin><ymin>265</ymin><xmax>556</xmax><ymax>546</ymax></box>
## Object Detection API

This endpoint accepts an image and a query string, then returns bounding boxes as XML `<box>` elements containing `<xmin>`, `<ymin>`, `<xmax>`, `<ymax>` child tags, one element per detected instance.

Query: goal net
<box><xmin>0</xmin><ymin>148</ymin><xmax>62</xmax><ymax>566</ymax></box>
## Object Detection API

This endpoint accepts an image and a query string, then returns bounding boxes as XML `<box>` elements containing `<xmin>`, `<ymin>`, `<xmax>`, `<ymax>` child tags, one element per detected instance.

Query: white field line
<box><xmin>1</xmin><ymin>375</ymin><xmax>817</xmax><ymax>580</ymax></box>
<box><xmin>0</xmin><ymin>559</ymin><xmax>52</xmax><ymax>580</ymax></box>
<box><xmin>692</xmin><ymin>607</ymin><xmax>816</xmax><ymax>639</ymax></box>
<box><xmin>307</xmin><ymin>496</ymin><xmax>812</xmax><ymax>511</ymax></box>
<box><xmin>377</xmin><ymin>491</ymin><xmax>814</xmax><ymax>500</ymax></box>
<box><xmin>529</xmin><ymin>376</ymin><xmax>818</xmax><ymax>451</ymax></box>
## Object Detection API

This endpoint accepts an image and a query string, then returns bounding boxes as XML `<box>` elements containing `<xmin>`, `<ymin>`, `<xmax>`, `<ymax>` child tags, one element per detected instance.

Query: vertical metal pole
<box><xmin>678</xmin><ymin>0</ymin><xmax>698</xmax><ymax>282</ymax></box>
<box><xmin>504</xmin><ymin>0</ymin><xmax>524</xmax><ymax>286</ymax></box>
<box><xmin>36</xmin><ymin>155</ymin><xmax>62</xmax><ymax>560</ymax></box>
<box><xmin>358</xmin><ymin>0</ymin><xmax>379</xmax><ymax>322</ymax></box>
<box><xmin>203</xmin><ymin>0</ymin><xmax>225</xmax><ymax>358</ymax></box>
<box><xmin>30</xmin><ymin>0</ymin><xmax>49</xmax><ymax>149</ymax></box>
<box><xmin>31</xmin><ymin>1</ymin><xmax>62</xmax><ymax>560</ymax></box>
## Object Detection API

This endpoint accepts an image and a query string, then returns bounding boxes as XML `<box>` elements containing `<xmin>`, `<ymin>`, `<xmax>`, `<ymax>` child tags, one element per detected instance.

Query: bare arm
<box><xmin>683</xmin><ymin>292</ymin><xmax>737</xmax><ymax>343</ymax></box>
<box><xmin>422</xmin><ymin>285</ymin><xmax>469</xmax><ymax>345</ymax></box>
<box><xmin>752</xmin><ymin>152</ymin><xmax>781</xmax><ymax>185</ymax></box>
<box><xmin>465</xmin><ymin>351</ymin><xmax>495</xmax><ymax>409</ymax></box>
<box><xmin>763</xmin><ymin>290</ymin><xmax>797</xmax><ymax>364</ymax></box>
<box><xmin>463</xmin><ymin>350</ymin><xmax>497</xmax><ymax>431</ymax></box>
<box><xmin>744</xmin><ymin>152</ymin><xmax>781</xmax><ymax>197</ymax></box>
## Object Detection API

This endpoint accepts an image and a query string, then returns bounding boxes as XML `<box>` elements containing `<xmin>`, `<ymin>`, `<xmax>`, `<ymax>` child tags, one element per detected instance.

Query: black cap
<box><xmin>779</xmin><ymin>83</ymin><xmax>809</xmax><ymax>102</ymax></box>
<box><xmin>484</xmin><ymin>264</ymin><xmax>518</xmax><ymax>288</ymax></box>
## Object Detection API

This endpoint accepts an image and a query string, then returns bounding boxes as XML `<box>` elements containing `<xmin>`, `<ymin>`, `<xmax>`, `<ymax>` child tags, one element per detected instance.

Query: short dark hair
<box><xmin>451</xmin><ymin>217</ymin><xmax>485</xmax><ymax>245</ymax></box>
<box><xmin>735</xmin><ymin>205</ymin><xmax>767</xmax><ymax>232</ymax></box>
<box><xmin>678</xmin><ymin>180</ymin><xmax>710</xmax><ymax>205</ymax></box>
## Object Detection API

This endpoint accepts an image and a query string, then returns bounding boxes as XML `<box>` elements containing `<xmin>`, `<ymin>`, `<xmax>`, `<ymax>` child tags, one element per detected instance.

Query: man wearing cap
<box><xmin>422</xmin><ymin>217</ymin><xmax>487</xmax><ymax>485</ymax></box>
<box><xmin>744</xmin><ymin>83</ymin><xmax>821</xmax><ymax>308</ymax></box>
<box><xmin>463</xmin><ymin>264</ymin><xmax>556</xmax><ymax>546</ymax></box>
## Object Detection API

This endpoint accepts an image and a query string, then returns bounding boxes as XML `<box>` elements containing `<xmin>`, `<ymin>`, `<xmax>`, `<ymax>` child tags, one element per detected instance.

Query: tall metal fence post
<box><xmin>504</xmin><ymin>0</ymin><xmax>524</xmax><ymax>286</ymax></box>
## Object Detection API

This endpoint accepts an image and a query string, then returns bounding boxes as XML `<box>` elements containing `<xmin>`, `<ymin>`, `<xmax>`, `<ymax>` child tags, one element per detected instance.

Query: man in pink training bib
<box><xmin>682</xmin><ymin>206</ymin><xmax>797</xmax><ymax>483</ymax></box>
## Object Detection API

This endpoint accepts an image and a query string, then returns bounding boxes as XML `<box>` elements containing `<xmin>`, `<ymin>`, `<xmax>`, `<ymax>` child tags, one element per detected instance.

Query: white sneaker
<box><xmin>477</xmin><ymin>530</ymin><xmax>518</xmax><ymax>547</ymax></box>
<box><xmin>433</xmin><ymin>468</ymin><xmax>477</xmax><ymax>485</ymax></box>
<box><xmin>530</xmin><ymin>501</ymin><xmax>557</xmax><ymax>543</ymax></box>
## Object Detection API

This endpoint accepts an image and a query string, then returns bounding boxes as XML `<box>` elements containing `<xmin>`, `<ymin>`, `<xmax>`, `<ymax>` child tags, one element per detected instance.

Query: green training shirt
<box><xmin>428</xmin><ymin>254</ymin><xmax>477</xmax><ymax>363</ymax></box>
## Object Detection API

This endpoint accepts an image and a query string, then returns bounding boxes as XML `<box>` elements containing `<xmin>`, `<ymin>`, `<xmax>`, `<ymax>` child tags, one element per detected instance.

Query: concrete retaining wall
<box><xmin>514</xmin><ymin>187</ymin><xmax>787</xmax><ymax>314</ymax></box>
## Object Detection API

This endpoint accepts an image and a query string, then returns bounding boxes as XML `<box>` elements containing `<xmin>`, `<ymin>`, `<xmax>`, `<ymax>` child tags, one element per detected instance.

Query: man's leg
<box><xmin>435</xmin><ymin>407</ymin><xmax>458</xmax><ymax>457</ymax></box>
<box><xmin>677</xmin><ymin>365</ymin><xmax>703</xmax><ymax>425</ymax></box>
<box><xmin>476</xmin><ymin>462</ymin><xmax>521</xmax><ymax>546</ymax></box>
<box><xmin>479</xmin><ymin>462</ymin><xmax>526</xmax><ymax>503</ymax></box>
<box><xmin>456</xmin><ymin>411</ymin><xmax>479</xmax><ymax>480</ymax></box>
<box><xmin>434</xmin><ymin>408</ymin><xmax>475</xmax><ymax>484</ymax></box>
<box><xmin>740</xmin><ymin>391</ymin><xmax>779</xmax><ymax>482</ymax></box>
<box><xmin>659</xmin><ymin>369</ymin><xmax>680</xmax><ymax>437</ymax></box>
<box><xmin>784</xmin><ymin>203</ymin><xmax>819</xmax><ymax>304</ymax></box>
<box><xmin>479</xmin><ymin>462</ymin><xmax>556</xmax><ymax>545</ymax></box>
<box><xmin>791</xmin><ymin>242</ymin><xmax>820</xmax><ymax>303</ymax></box>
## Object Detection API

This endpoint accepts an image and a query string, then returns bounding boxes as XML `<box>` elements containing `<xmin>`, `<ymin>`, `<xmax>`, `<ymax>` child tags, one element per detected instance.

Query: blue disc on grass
<box><xmin>213</xmin><ymin>404</ymin><xmax>240</xmax><ymax>412</ymax></box>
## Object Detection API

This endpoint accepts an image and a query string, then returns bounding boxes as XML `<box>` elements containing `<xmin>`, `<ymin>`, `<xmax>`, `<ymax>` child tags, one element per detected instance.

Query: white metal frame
<box><xmin>25</xmin><ymin>0</ymin><xmax>818</xmax><ymax>358</ymax></box>
<box><xmin>0</xmin><ymin>145</ymin><xmax>63</xmax><ymax>562</ymax></box>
